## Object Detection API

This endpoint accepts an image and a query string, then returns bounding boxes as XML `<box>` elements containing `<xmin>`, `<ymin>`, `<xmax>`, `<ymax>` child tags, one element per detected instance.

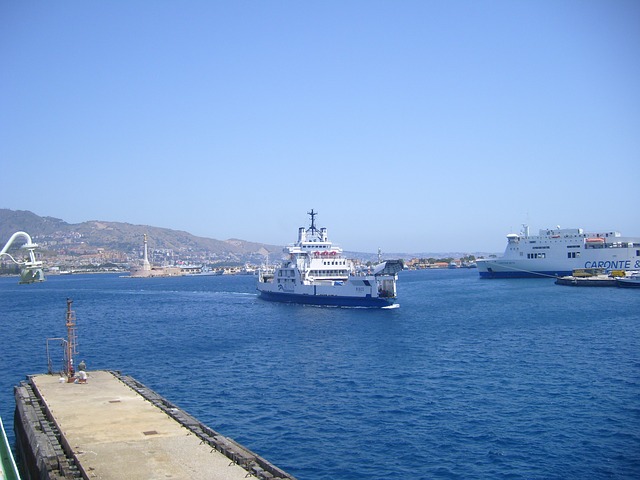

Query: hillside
<box><xmin>1</xmin><ymin>209</ymin><xmax>492</xmax><ymax>268</ymax></box>
<box><xmin>0</xmin><ymin>209</ymin><xmax>281</xmax><ymax>260</ymax></box>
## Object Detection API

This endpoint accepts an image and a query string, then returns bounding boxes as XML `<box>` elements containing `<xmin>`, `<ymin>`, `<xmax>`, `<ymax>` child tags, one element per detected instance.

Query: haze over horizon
<box><xmin>2</xmin><ymin>1</ymin><xmax>638</xmax><ymax>252</ymax></box>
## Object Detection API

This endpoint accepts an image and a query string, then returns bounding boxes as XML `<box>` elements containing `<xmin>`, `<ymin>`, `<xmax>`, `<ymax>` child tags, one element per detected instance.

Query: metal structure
<box><xmin>0</xmin><ymin>231</ymin><xmax>45</xmax><ymax>284</ymax></box>
<box><xmin>45</xmin><ymin>299</ymin><xmax>79</xmax><ymax>380</ymax></box>
<box><xmin>65</xmin><ymin>299</ymin><xmax>78</xmax><ymax>380</ymax></box>
<box><xmin>46</xmin><ymin>337</ymin><xmax>68</xmax><ymax>375</ymax></box>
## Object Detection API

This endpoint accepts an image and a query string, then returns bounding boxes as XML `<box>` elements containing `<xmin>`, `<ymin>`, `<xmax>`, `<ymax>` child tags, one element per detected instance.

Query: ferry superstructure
<box><xmin>257</xmin><ymin>210</ymin><xmax>402</xmax><ymax>307</ymax></box>
<box><xmin>477</xmin><ymin>225</ymin><xmax>640</xmax><ymax>278</ymax></box>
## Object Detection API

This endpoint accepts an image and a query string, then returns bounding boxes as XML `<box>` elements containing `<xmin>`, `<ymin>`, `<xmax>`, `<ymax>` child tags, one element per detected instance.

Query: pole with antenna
<box><xmin>65</xmin><ymin>298</ymin><xmax>78</xmax><ymax>382</ymax></box>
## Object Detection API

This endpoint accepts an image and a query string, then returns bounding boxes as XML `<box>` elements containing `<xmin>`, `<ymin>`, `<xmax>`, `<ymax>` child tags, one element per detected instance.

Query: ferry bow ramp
<box><xmin>14</xmin><ymin>370</ymin><xmax>296</xmax><ymax>480</ymax></box>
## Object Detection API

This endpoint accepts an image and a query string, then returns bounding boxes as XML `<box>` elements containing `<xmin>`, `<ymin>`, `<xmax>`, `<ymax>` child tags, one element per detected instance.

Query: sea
<box><xmin>1</xmin><ymin>269</ymin><xmax>639</xmax><ymax>479</ymax></box>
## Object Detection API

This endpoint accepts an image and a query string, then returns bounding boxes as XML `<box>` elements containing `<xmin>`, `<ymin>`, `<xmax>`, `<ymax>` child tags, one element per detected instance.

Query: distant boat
<box><xmin>477</xmin><ymin>225</ymin><xmax>640</xmax><ymax>278</ymax></box>
<box><xmin>191</xmin><ymin>266</ymin><xmax>224</xmax><ymax>276</ymax></box>
<box><xmin>239</xmin><ymin>264</ymin><xmax>257</xmax><ymax>275</ymax></box>
<box><xmin>616</xmin><ymin>273</ymin><xmax>640</xmax><ymax>289</ymax></box>
<box><xmin>555</xmin><ymin>269</ymin><xmax>617</xmax><ymax>287</ymax></box>
<box><xmin>257</xmin><ymin>210</ymin><xmax>402</xmax><ymax>307</ymax></box>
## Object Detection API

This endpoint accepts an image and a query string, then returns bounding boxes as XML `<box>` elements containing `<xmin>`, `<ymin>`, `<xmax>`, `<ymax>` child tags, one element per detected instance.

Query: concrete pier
<box><xmin>14</xmin><ymin>370</ymin><xmax>295</xmax><ymax>480</ymax></box>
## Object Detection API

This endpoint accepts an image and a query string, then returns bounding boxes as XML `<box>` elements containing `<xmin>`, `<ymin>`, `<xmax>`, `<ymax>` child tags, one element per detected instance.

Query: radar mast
<box><xmin>307</xmin><ymin>209</ymin><xmax>318</xmax><ymax>235</ymax></box>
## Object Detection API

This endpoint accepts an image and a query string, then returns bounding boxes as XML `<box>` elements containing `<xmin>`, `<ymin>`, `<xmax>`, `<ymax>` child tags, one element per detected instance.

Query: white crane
<box><xmin>0</xmin><ymin>231</ymin><xmax>45</xmax><ymax>283</ymax></box>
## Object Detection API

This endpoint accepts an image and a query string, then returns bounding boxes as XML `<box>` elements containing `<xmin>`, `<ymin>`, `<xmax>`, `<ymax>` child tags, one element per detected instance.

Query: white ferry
<box><xmin>477</xmin><ymin>225</ymin><xmax>640</xmax><ymax>278</ymax></box>
<box><xmin>257</xmin><ymin>210</ymin><xmax>402</xmax><ymax>307</ymax></box>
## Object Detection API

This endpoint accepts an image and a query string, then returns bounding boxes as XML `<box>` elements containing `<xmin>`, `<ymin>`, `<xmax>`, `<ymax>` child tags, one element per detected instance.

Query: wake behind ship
<box><xmin>477</xmin><ymin>225</ymin><xmax>640</xmax><ymax>278</ymax></box>
<box><xmin>257</xmin><ymin>210</ymin><xmax>402</xmax><ymax>307</ymax></box>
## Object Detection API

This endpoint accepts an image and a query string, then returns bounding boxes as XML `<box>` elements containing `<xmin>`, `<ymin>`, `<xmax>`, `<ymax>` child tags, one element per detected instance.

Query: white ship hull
<box><xmin>257</xmin><ymin>274</ymin><xmax>397</xmax><ymax>308</ymax></box>
<box><xmin>478</xmin><ymin>226</ymin><xmax>640</xmax><ymax>278</ymax></box>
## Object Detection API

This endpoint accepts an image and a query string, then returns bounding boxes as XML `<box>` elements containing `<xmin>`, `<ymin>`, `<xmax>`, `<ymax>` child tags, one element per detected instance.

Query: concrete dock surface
<box><xmin>17</xmin><ymin>371</ymin><xmax>294</xmax><ymax>480</ymax></box>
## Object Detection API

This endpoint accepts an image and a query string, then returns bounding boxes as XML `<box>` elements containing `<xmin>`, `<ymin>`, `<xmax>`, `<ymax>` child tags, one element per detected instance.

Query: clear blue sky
<box><xmin>2</xmin><ymin>1</ymin><xmax>639</xmax><ymax>253</ymax></box>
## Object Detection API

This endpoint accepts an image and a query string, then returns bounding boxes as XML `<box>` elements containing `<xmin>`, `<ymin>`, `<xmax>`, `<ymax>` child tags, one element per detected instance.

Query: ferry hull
<box><xmin>477</xmin><ymin>259</ymin><xmax>572</xmax><ymax>278</ymax></box>
<box><xmin>478</xmin><ymin>268</ymin><xmax>571</xmax><ymax>279</ymax></box>
<box><xmin>257</xmin><ymin>289</ymin><xmax>395</xmax><ymax>308</ymax></box>
<box><xmin>477</xmin><ymin>253</ymin><xmax>639</xmax><ymax>278</ymax></box>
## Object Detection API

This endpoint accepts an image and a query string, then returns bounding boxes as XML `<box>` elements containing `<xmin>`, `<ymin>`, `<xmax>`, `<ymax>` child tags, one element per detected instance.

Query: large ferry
<box><xmin>257</xmin><ymin>210</ymin><xmax>402</xmax><ymax>307</ymax></box>
<box><xmin>477</xmin><ymin>225</ymin><xmax>640</xmax><ymax>278</ymax></box>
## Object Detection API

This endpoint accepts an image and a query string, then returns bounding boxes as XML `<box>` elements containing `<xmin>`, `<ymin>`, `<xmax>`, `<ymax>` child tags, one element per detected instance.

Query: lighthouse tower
<box><xmin>142</xmin><ymin>234</ymin><xmax>151</xmax><ymax>271</ymax></box>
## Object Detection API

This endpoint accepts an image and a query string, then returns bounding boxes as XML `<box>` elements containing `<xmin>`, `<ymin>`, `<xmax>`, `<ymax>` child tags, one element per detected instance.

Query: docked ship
<box><xmin>477</xmin><ymin>225</ymin><xmax>640</xmax><ymax>278</ymax></box>
<box><xmin>1</xmin><ymin>416</ymin><xmax>19</xmax><ymax>480</ymax></box>
<box><xmin>257</xmin><ymin>210</ymin><xmax>402</xmax><ymax>307</ymax></box>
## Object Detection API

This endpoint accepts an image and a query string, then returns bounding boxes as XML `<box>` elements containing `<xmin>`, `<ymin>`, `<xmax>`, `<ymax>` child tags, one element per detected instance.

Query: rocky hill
<box><xmin>0</xmin><ymin>209</ymin><xmax>281</xmax><ymax>261</ymax></box>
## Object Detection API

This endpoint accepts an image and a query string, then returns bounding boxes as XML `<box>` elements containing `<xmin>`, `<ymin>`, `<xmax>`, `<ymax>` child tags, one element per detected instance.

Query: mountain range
<box><xmin>0</xmin><ymin>209</ymin><xmax>281</xmax><ymax>260</ymax></box>
<box><xmin>1</xmin><ymin>209</ymin><xmax>489</xmax><ymax>264</ymax></box>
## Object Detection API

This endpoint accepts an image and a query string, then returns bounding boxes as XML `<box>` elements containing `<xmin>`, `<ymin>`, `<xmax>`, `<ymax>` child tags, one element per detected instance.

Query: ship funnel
<box><xmin>321</xmin><ymin>228</ymin><xmax>327</xmax><ymax>242</ymax></box>
<box><xmin>298</xmin><ymin>227</ymin><xmax>306</xmax><ymax>243</ymax></box>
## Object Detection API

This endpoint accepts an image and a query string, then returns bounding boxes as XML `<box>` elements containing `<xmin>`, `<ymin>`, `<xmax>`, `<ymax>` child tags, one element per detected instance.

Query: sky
<box><xmin>1</xmin><ymin>1</ymin><xmax>639</xmax><ymax>253</ymax></box>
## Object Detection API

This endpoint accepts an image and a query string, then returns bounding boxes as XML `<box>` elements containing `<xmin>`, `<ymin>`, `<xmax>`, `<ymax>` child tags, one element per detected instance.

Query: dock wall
<box><xmin>14</xmin><ymin>371</ymin><xmax>296</xmax><ymax>480</ymax></box>
<box><xmin>14</xmin><ymin>380</ymin><xmax>81</xmax><ymax>479</ymax></box>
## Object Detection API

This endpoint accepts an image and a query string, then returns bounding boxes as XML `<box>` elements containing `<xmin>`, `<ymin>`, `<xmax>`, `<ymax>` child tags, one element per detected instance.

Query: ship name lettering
<box><xmin>583</xmin><ymin>260</ymin><xmax>631</xmax><ymax>269</ymax></box>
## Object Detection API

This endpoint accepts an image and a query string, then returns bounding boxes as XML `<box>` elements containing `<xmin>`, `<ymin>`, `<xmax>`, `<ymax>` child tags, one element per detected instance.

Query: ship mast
<box><xmin>307</xmin><ymin>209</ymin><xmax>318</xmax><ymax>235</ymax></box>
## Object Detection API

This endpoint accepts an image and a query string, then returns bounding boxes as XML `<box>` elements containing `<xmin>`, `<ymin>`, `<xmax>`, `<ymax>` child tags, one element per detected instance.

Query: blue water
<box><xmin>1</xmin><ymin>270</ymin><xmax>639</xmax><ymax>479</ymax></box>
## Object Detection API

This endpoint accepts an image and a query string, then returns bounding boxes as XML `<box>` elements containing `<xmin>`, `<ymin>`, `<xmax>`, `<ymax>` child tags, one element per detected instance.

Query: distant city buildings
<box><xmin>1</xmin><ymin>229</ymin><xmax>481</xmax><ymax>276</ymax></box>
<box><xmin>4</xmin><ymin>230</ymin><xmax>268</xmax><ymax>275</ymax></box>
